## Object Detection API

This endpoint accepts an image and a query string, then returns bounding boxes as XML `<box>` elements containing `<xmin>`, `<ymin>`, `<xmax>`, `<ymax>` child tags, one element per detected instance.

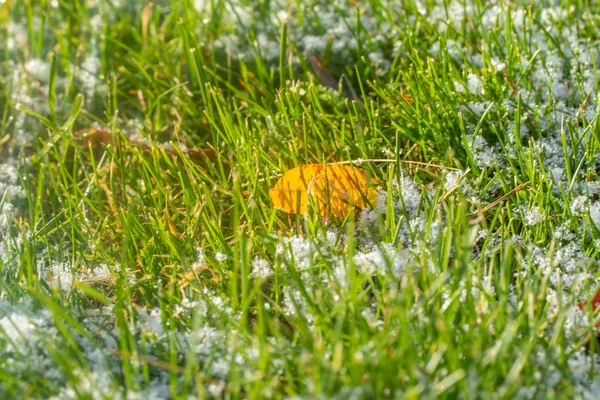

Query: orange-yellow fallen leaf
<box><xmin>269</xmin><ymin>163</ymin><xmax>379</xmax><ymax>219</ymax></box>
<box><xmin>269</xmin><ymin>164</ymin><xmax>323</xmax><ymax>216</ymax></box>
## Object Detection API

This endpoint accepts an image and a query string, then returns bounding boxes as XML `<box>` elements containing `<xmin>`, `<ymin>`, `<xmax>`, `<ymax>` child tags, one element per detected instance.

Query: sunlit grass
<box><xmin>1</xmin><ymin>0</ymin><xmax>600</xmax><ymax>398</ymax></box>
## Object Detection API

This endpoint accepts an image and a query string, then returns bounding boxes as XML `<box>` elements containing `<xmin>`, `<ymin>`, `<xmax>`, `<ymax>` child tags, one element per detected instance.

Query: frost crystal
<box><xmin>570</xmin><ymin>196</ymin><xmax>588</xmax><ymax>216</ymax></box>
<box><xmin>215</xmin><ymin>252</ymin><xmax>228</xmax><ymax>262</ymax></box>
<box><xmin>524</xmin><ymin>207</ymin><xmax>544</xmax><ymax>226</ymax></box>
<box><xmin>192</xmin><ymin>247</ymin><xmax>206</xmax><ymax>267</ymax></box>
<box><xmin>250</xmin><ymin>258</ymin><xmax>273</xmax><ymax>279</ymax></box>
<box><xmin>467</xmin><ymin>74</ymin><xmax>484</xmax><ymax>95</ymax></box>
<box><xmin>276</xmin><ymin>236</ymin><xmax>313</xmax><ymax>268</ymax></box>
<box><xmin>590</xmin><ymin>202</ymin><xmax>600</xmax><ymax>231</ymax></box>
<box><xmin>444</xmin><ymin>170</ymin><xmax>464</xmax><ymax>190</ymax></box>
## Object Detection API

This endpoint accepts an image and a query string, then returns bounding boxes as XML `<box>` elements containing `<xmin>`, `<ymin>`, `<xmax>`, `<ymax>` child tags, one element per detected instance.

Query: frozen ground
<box><xmin>3</xmin><ymin>0</ymin><xmax>600</xmax><ymax>398</ymax></box>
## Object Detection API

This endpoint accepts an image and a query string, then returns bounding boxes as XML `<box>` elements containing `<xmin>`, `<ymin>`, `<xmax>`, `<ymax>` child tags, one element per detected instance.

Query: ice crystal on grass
<box><xmin>590</xmin><ymin>202</ymin><xmax>600</xmax><ymax>231</ymax></box>
<box><xmin>215</xmin><ymin>251</ymin><xmax>228</xmax><ymax>262</ymax></box>
<box><xmin>468</xmin><ymin>135</ymin><xmax>502</xmax><ymax>168</ymax></box>
<box><xmin>361</xmin><ymin>309</ymin><xmax>383</xmax><ymax>330</ymax></box>
<box><xmin>467</xmin><ymin>74</ymin><xmax>484</xmax><ymax>95</ymax></box>
<box><xmin>45</xmin><ymin>261</ymin><xmax>74</xmax><ymax>291</ymax></box>
<box><xmin>276</xmin><ymin>235</ymin><xmax>314</xmax><ymax>269</ymax></box>
<box><xmin>358</xmin><ymin>208</ymin><xmax>380</xmax><ymax>232</ymax></box>
<box><xmin>524</xmin><ymin>207</ymin><xmax>544</xmax><ymax>226</ymax></box>
<box><xmin>394</xmin><ymin>174</ymin><xmax>422</xmax><ymax>218</ymax></box>
<box><xmin>202</xmin><ymin>0</ymin><xmax>403</xmax><ymax>72</ymax></box>
<box><xmin>250</xmin><ymin>258</ymin><xmax>273</xmax><ymax>279</ymax></box>
<box><xmin>0</xmin><ymin>203</ymin><xmax>14</xmax><ymax>231</ymax></box>
<box><xmin>74</xmin><ymin>55</ymin><xmax>105</xmax><ymax>100</ymax></box>
<box><xmin>490</xmin><ymin>57</ymin><xmax>506</xmax><ymax>72</ymax></box>
<box><xmin>352</xmin><ymin>243</ymin><xmax>409</xmax><ymax>279</ymax></box>
<box><xmin>444</xmin><ymin>170</ymin><xmax>464</xmax><ymax>190</ymax></box>
<box><xmin>282</xmin><ymin>287</ymin><xmax>314</xmax><ymax>326</ymax></box>
<box><xmin>571</xmin><ymin>196</ymin><xmax>588</xmax><ymax>216</ymax></box>
<box><xmin>568</xmin><ymin>351</ymin><xmax>600</xmax><ymax>399</ymax></box>
<box><xmin>368</xmin><ymin>52</ymin><xmax>391</xmax><ymax>76</ymax></box>
<box><xmin>24</xmin><ymin>59</ymin><xmax>50</xmax><ymax>82</ymax></box>
<box><xmin>0</xmin><ymin>311</ymin><xmax>43</xmax><ymax>353</ymax></box>
<box><xmin>136</xmin><ymin>308</ymin><xmax>165</xmax><ymax>338</ymax></box>
<box><xmin>191</xmin><ymin>247</ymin><xmax>206</xmax><ymax>268</ymax></box>
<box><xmin>454</xmin><ymin>80</ymin><xmax>465</xmax><ymax>94</ymax></box>
<box><xmin>554</xmin><ymin>222</ymin><xmax>577</xmax><ymax>242</ymax></box>
<box><xmin>47</xmin><ymin>370</ymin><xmax>118</xmax><ymax>400</ymax></box>
<box><xmin>0</xmin><ymin>163</ymin><xmax>26</xmax><ymax>203</ymax></box>
<box><xmin>0</xmin><ymin>302</ymin><xmax>67</xmax><ymax>393</ymax></box>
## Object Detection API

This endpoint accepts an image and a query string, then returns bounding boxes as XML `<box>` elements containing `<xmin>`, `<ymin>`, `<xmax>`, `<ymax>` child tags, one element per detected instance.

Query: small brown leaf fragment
<box><xmin>165</xmin><ymin>203</ymin><xmax>179</xmax><ymax>237</ymax></box>
<box><xmin>0</xmin><ymin>134</ymin><xmax>10</xmax><ymax>147</ymax></box>
<box><xmin>579</xmin><ymin>287</ymin><xmax>600</xmax><ymax>327</ymax></box>
<box><xmin>74</xmin><ymin>128</ymin><xmax>116</xmax><ymax>148</ymax></box>
<box><xmin>164</xmin><ymin>146</ymin><xmax>217</xmax><ymax>162</ymax></box>
<box><xmin>72</xmin><ymin>128</ymin><xmax>217</xmax><ymax>163</ymax></box>
<box><xmin>141</xmin><ymin>2</ymin><xmax>153</xmax><ymax>44</ymax></box>
<box><xmin>307</xmin><ymin>52</ymin><xmax>338</xmax><ymax>91</ymax></box>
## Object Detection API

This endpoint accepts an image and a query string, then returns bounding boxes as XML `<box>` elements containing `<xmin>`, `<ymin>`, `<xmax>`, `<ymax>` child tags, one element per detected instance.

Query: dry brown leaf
<box><xmin>579</xmin><ymin>287</ymin><xmax>600</xmax><ymax>327</ymax></box>
<box><xmin>0</xmin><ymin>134</ymin><xmax>10</xmax><ymax>148</ymax></box>
<box><xmin>141</xmin><ymin>2</ymin><xmax>153</xmax><ymax>44</ymax></box>
<box><xmin>74</xmin><ymin>128</ymin><xmax>116</xmax><ymax>148</ymax></box>
<box><xmin>73</xmin><ymin>128</ymin><xmax>216</xmax><ymax>161</ymax></box>
<box><xmin>269</xmin><ymin>163</ymin><xmax>379</xmax><ymax>219</ymax></box>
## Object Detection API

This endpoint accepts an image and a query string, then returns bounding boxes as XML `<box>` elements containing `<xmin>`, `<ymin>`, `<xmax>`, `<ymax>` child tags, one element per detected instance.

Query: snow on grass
<box><xmin>249</xmin><ymin>257</ymin><xmax>273</xmax><ymax>279</ymax></box>
<box><xmin>523</xmin><ymin>207</ymin><xmax>544</xmax><ymax>226</ymax></box>
<box><xmin>3</xmin><ymin>0</ymin><xmax>600</xmax><ymax>397</ymax></box>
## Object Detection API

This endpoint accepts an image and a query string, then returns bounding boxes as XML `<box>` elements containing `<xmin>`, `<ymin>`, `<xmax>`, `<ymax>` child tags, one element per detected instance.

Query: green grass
<box><xmin>2</xmin><ymin>0</ymin><xmax>600</xmax><ymax>398</ymax></box>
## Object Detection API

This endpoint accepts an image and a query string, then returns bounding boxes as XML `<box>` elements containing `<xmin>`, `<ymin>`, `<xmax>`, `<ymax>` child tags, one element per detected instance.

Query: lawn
<box><xmin>2</xmin><ymin>0</ymin><xmax>600</xmax><ymax>398</ymax></box>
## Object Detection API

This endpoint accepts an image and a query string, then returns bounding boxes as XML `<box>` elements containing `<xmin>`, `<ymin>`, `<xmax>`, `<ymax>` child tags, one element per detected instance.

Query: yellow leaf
<box><xmin>311</xmin><ymin>164</ymin><xmax>379</xmax><ymax>218</ymax></box>
<box><xmin>269</xmin><ymin>164</ymin><xmax>379</xmax><ymax>219</ymax></box>
<box><xmin>268</xmin><ymin>164</ymin><xmax>325</xmax><ymax>215</ymax></box>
